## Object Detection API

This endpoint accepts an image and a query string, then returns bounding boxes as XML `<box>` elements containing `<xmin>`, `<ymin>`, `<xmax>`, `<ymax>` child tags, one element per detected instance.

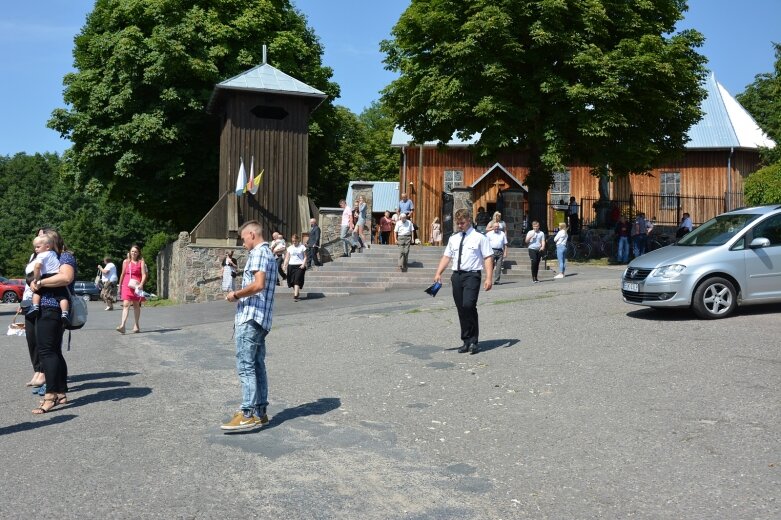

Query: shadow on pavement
<box><xmin>0</xmin><ymin>414</ymin><xmax>78</xmax><ymax>436</ymax></box>
<box><xmin>68</xmin><ymin>380</ymin><xmax>131</xmax><ymax>393</ymax></box>
<box><xmin>228</xmin><ymin>397</ymin><xmax>342</xmax><ymax>435</ymax></box>
<box><xmin>478</xmin><ymin>338</ymin><xmax>520</xmax><ymax>352</ymax></box>
<box><xmin>67</xmin><ymin>371</ymin><xmax>139</xmax><ymax>383</ymax></box>
<box><xmin>65</xmin><ymin>387</ymin><xmax>152</xmax><ymax>409</ymax></box>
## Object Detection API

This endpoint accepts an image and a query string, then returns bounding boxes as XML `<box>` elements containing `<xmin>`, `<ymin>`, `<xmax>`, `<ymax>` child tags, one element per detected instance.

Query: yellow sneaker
<box><xmin>220</xmin><ymin>411</ymin><xmax>262</xmax><ymax>431</ymax></box>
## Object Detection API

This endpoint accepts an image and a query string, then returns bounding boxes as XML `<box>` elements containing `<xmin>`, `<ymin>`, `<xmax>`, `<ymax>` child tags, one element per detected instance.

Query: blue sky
<box><xmin>0</xmin><ymin>0</ymin><xmax>778</xmax><ymax>156</ymax></box>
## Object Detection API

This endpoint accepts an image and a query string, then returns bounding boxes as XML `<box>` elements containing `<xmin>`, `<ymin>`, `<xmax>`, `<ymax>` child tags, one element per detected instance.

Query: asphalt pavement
<box><xmin>0</xmin><ymin>264</ymin><xmax>778</xmax><ymax>519</ymax></box>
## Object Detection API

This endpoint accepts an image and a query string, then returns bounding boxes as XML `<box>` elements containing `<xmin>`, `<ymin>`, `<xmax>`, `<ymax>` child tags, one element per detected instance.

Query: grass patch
<box><xmin>144</xmin><ymin>298</ymin><xmax>177</xmax><ymax>307</ymax></box>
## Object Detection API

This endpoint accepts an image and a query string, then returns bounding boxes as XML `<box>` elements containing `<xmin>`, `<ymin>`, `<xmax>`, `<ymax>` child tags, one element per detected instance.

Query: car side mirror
<box><xmin>750</xmin><ymin>237</ymin><xmax>771</xmax><ymax>249</ymax></box>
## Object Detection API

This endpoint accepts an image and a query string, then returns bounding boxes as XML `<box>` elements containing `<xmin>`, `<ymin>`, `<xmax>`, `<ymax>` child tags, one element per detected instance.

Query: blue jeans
<box><xmin>340</xmin><ymin>225</ymin><xmax>353</xmax><ymax>256</ymax></box>
<box><xmin>633</xmin><ymin>234</ymin><xmax>647</xmax><ymax>258</ymax></box>
<box><xmin>235</xmin><ymin>320</ymin><xmax>269</xmax><ymax>414</ymax></box>
<box><xmin>617</xmin><ymin>236</ymin><xmax>629</xmax><ymax>263</ymax></box>
<box><xmin>556</xmin><ymin>244</ymin><xmax>566</xmax><ymax>273</ymax></box>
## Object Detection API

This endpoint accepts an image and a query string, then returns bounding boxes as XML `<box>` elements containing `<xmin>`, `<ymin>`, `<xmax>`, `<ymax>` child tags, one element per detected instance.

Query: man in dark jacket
<box><xmin>306</xmin><ymin>218</ymin><xmax>322</xmax><ymax>268</ymax></box>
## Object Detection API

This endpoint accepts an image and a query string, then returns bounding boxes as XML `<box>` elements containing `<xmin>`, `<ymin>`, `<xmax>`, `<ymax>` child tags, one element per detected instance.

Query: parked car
<box><xmin>622</xmin><ymin>205</ymin><xmax>781</xmax><ymax>319</ymax></box>
<box><xmin>73</xmin><ymin>281</ymin><xmax>102</xmax><ymax>301</ymax></box>
<box><xmin>0</xmin><ymin>277</ymin><xmax>25</xmax><ymax>303</ymax></box>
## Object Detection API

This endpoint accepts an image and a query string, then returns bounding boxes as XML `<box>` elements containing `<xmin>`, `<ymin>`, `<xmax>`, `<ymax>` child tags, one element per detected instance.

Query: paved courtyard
<box><xmin>0</xmin><ymin>264</ymin><xmax>778</xmax><ymax>519</ymax></box>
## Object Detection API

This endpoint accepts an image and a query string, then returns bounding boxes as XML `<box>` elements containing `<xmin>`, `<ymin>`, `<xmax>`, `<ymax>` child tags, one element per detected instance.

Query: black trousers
<box><xmin>26</xmin><ymin>308</ymin><xmax>68</xmax><ymax>393</ymax></box>
<box><xmin>528</xmin><ymin>248</ymin><xmax>542</xmax><ymax>281</ymax></box>
<box><xmin>451</xmin><ymin>271</ymin><xmax>481</xmax><ymax>345</ymax></box>
<box><xmin>306</xmin><ymin>245</ymin><xmax>321</xmax><ymax>267</ymax></box>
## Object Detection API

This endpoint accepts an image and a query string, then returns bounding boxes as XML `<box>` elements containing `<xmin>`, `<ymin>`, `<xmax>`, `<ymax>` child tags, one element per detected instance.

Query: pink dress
<box><xmin>120</xmin><ymin>260</ymin><xmax>146</xmax><ymax>301</ymax></box>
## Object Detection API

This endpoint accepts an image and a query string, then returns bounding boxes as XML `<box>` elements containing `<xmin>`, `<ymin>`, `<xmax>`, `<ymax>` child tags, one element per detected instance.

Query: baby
<box><xmin>25</xmin><ymin>235</ymin><xmax>70</xmax><ymax>324</ymax></box>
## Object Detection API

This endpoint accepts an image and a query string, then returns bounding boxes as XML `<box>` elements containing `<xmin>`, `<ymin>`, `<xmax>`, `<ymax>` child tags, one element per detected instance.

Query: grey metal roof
<box><xmin>216</xmin><ymin>63</ymin><xmax>326</xmax><ymax>98</ymax></box>
<box><xmin>391</xmin><ymin>72</ymin><xmax>775</xmax><ymax>151</ymax></box>
<box><xmin>346</xmin><ymin>181</ymin><xmax>400</xmax><ymax>213</ymax></box>
<box><xmin>686</xmin><ymin>72</ymin><xmax>775</xmax><ymax>149</ymax></box>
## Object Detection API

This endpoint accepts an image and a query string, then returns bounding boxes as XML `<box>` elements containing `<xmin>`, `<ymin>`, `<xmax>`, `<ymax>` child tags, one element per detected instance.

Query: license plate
<box><xmin>623</xmin><ymin>282</ymin><xmax>639</xmax><ymax>292</ymax></box>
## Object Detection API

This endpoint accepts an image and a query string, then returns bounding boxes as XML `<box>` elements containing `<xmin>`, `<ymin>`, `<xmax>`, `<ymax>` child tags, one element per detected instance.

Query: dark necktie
<box><xmin>456</xmin><ymin>231</ymin><xmax>466</xmax><ymax>271</ymax></box>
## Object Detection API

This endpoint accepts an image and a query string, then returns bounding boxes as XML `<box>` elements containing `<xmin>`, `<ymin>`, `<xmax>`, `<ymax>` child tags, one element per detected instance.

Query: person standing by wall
<box><xmin>525</xmin><ymin>220</ymin><xmax>546</xmax><ymax>283</ymax></box>
<box><xmin>553</xmin><ymin>223</ymin><xmax>568</xmax><ymax>279</ymax></box>
<box><xmin>222</xmin><ymin>220</ymin><xmax>277</xmax><ymax>431</ymax></box>
<box><xmin>433</xmin><ymin>208</ymin><xmax>493</xmax><ymax>355</ymax></box>
<box><xmin>339</xmin><ymin>199</ymin><xmax>354</xmax><ymax>257</ymax></box>
<box><xmin>221</xmin><ymin>250</ymin><xmax>237</xmax><ymax>293</ymax></box>
<box><xmin>431</xmin><ymin>217</ymin><xmax>443</xmax><ymax>246</ymax></box>
<box><xmin>270</xmin><ymin>232</ymin><xmax>287</xmax><ymax>285</ymax></box>
<box><xmin>632</xmin><ymin>213</ymin><xmax>649</xmax><ymax>258</ymax></box>
<box><xmin>306</xmin><ymin>218</ymin><xmax>322</xmax><ymax>268</ymax></box>
<box><xmin>398</xmin><ymin>193</ymin><xmax>414</xmax><ymax>222</ymax></box>
<box><xmin>615</xmin><ymin>215</ymin><xmax>631</xmax><ymax>263</ymax></box>
<box><xmin>379</xmin><ymin>211</ymin><xmax>394</xmax><ymax>245</ymax></box>
<box><xmin>394</xmin><ymin>212</ymin><xmax>414</xmax><ymax>272</ymax></box>
<box><xmin>98</xmin><ymin>256</ymin><xmax>118</xmax><ymax>310</ymax></box>
<box><xmin>568</xmin><ymin>196</ymin><xmax>580</xmax><ymax>235</ymax></box>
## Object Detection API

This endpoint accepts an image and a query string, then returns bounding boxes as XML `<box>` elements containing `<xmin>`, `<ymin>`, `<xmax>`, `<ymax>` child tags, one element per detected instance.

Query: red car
<box><xmin>0</xmin><ymin>277</ymin><xmax>25</xmax><ymax>303</ymax></box>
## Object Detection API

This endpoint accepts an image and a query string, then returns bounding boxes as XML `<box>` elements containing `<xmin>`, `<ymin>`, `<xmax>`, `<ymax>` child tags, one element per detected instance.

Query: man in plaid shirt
<box><xmin>222</xmin><ymin>220</ymin><xmax>277</xmax><ymax>431</ymax></box>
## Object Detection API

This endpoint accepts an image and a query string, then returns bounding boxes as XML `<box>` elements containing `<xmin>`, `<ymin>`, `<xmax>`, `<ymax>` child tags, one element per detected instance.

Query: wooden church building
<box><xmin>391</xmin><ymin>73</ymin><xmax>776</xmax><ymax>241</ymax></box>
<box><xmin>191</xmin><ymin>52</ymin><xmax>326</xmax><ymax>244</ymax></box>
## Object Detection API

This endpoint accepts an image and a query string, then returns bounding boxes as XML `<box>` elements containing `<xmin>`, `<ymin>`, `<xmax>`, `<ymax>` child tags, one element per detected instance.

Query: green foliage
<box><xmin>48</xmin><ymin>0</ymin><xmax>339</xmax><ymax>229</ymax></box>
<box><xmin>0</xmin><ymin>153</ymin><xmax>171</xmax><ymax>279</ymax></box>
<box><xmin>381</xmin><ymin>0</ymin><xmax>708</xmax><ymax>220</ymax></box>
<box><xmin>744</xmin><ymin>162</ymin><xmax>781</xmax><ymax>206</ymax></box>
<box><xmin>737</xmin><ymin>43</ymin><xmax>781</xmax><ymax>165</ymax></box>
<box><xmin>140</xmin><ymin>230</ymin><xmax>176</xmax><ymax>291</ymax></box>
<box><xmin>356</xmin><ymin>101</ymin><xmax>400</xmax><ymax>181</ymax></box>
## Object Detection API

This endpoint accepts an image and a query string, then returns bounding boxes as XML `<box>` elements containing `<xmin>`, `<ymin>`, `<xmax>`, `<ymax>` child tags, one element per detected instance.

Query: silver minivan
<box><xmin>622</xmin><ymin>205</ymin><xmax>781</xmax><ymax>318</ymax></box>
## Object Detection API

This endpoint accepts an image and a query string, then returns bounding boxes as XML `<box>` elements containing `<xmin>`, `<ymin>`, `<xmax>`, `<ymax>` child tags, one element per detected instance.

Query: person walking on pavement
<box><xmin>433</xmin><ymin>208</ymin><xmax>493</xmax><ymax>355</ymax></box>
<box><xmin>306</xmin><ymin>218</ymin><xmax>322</xmax><ymax>268</ymax></box>
<box><xmin>98</xmin><ymin>256</ymin><xmax>118</xmax><ymax>310</ymax></box>
<box><xmin>487</xmin><ymin>224</ymin><xmax>507</xmax><ymax>283</ymax></box>
<box><xmin>394</xmin><ymin>212</ymin><xmax>414</xmax><ymax>272</ymax></box>
<box><xmin>222</xmin><ymin>220</ymin><xmax>277</xmax><ymax>431</ymax></box>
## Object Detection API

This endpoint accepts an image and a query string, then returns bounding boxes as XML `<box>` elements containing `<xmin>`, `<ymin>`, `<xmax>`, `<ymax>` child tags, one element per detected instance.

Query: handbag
<box><xmin>65</xmin><ymin>285</ymin><xmax>88</xmax><ymax>330</ymax></box>
<box><xmin>6</xmin><ymin>309</ymin><xmax>25</xmax><ymax>336</ymax></box>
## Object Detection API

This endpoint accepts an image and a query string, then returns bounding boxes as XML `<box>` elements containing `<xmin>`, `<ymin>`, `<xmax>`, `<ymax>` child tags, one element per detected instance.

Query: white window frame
<box><xmin>550</xmin><ymin>170</ymin><xmax>571</xmax><ymax>203</ymax></box>
<box><xmin>444</xmin><ymin>170</ymin><xmax>463</xmax><ymax>193</ymax></box>
<box><xmin>660</xmin><ymin>172</ymin><xmax>680</xmax><ymax>210</ymax></box>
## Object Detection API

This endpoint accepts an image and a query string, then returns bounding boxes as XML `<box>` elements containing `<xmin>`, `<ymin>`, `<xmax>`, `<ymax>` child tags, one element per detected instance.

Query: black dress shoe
<box><xmin>469</xmin><ymin>343</ymin><xmax>480</xmax><ymax>355</ymax></box>
<box><xmin>457</xmin><ymin>343</ymin><xmax>470</xmax><ymax>353</ymax></box>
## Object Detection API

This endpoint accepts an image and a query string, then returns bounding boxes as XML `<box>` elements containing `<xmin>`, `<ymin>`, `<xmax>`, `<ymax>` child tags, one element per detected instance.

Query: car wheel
<box><xmin>2</xmin><ymin>291</ymin><xmax>19</xmax><ymax>303</ymax></box>
<box><xmin>82</xmin><ymin>294</ymin><xmax>91</xmax><ymax>303</ymax></box>
<box><xmin>692</xmin><ymin>277</ymin><xmax>737</xmax><ymax>319</ymax></box>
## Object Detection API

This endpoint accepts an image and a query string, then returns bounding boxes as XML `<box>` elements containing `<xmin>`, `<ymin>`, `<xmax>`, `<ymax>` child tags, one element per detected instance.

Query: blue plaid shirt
<box><xmin>234</xmin><ymin>242</ymin><xmax>276</xmax><ymax>330</ymax></box>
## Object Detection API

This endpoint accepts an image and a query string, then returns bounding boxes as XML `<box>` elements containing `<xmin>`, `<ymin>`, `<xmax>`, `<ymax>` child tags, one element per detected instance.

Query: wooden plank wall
<box><xmin>218</xmin><ymin>92</ymin><xmax>311</xmax><ymax>239</ymax></box>
<box><xmin>400</xmin><ymin>147</ymin><xmax>763</xmax><ymax>240</ymax></box>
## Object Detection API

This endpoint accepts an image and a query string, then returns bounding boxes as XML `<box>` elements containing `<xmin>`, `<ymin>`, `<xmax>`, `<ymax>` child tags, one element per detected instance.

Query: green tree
<box><xmin>0</xmin><ymin>153</ymin><xmax>169</xmax><ymax>278</ymax></box>
<box><xmin>381</xmin><ymin>0</ymin><xmax>708</xmax><ymax>222</ymax></box>
<box><xmin>744</xmin><ymin>163</ymin><xmax>781</xmax><ymax>206</ymax></box>
<box><xmin>357</xmin><ymin>101</ymin><xmax>401</xmax><ymax>181</ymax></box>
<box><xmin>48</xmin><ymin>0</ymin><xmax>339</xmax><ymax>229</ymax></box>
<box><xmin>737</xmin><ymin>42</ymin><xmax>781</xmax><ymax>165</ymax></box>
<box><xmin>308</xmin><ymin>105</ymin><xmax>363</xmax><ymax>205</ymax></box>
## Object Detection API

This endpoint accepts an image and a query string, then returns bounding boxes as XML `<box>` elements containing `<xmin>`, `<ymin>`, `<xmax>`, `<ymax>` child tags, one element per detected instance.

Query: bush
<box><xmin>744</xmin><ymin>162</ymin><xmax>781</xmax><ymax>205</ymax></box>
<box><xmin>143</xmin><ymin>231</ymin><xmax>176</xmax><ymax>292</ymax></box>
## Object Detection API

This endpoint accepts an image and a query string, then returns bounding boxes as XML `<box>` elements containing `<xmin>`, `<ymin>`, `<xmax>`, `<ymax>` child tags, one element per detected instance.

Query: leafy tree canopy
<box><xmin>48</xmin><ymin>0</ymin><xmax>339</xmax><ymax>229</ymax></box>
<box><xmin>381</xmin><ymin>0</ymin><xmax>708</xmax><ymax>208</ymax></box>
<box><xmin>737</xmin><ymin>42</ymin><xmax>781</xmax><ymax>165</ymax></box>
<box><xmin>0</xmin><ymin>153</ymin><xmax>171</xmax><ymax>283</ymax></box>
<box><xmin>744</xmin><ymin>162</ymin><xmax>781</xmax><ymax>205</ymax></box>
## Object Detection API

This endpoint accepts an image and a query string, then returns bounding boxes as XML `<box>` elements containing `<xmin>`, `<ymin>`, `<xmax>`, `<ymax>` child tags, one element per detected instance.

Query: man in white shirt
<box><xmin>394</xmin><ymin>212</ymin><xmax>414</xmax><ymax>272</ymax></box>
<box><xmin>98</xmin><ymin>256</ymin><xmax>118</xmax><ymax>311</ymax></box>
<box><xmin>339</xmin><ymin>199</ymin><xmax>354</xmax><ymax>257</ymax></box>
<box><xmin>487</xmin><ymin>226</ymin><xmax>507</xmax><ymax>283</ymax></box>
<box><xmin>676</xmin><ymin>212</ymin><xmax>692</xmax><ymax>238</ymax></box>
<box><xmin>434</xmin><ymin>208</ymin><xmax>493</xmax><ymax>355</ymax></box>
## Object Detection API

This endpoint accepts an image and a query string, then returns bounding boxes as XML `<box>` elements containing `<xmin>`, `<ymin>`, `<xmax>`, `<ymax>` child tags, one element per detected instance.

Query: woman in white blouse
<box><xmin>283</xmin><ymin>234</ymin><xmax>307</xmax><ymax>301</ymax></box>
